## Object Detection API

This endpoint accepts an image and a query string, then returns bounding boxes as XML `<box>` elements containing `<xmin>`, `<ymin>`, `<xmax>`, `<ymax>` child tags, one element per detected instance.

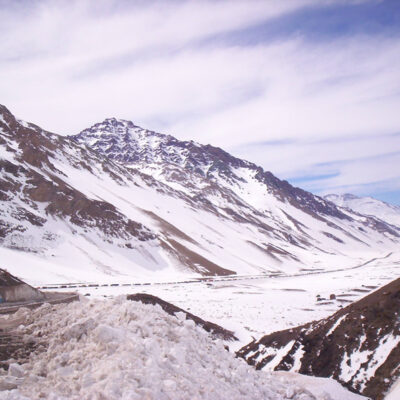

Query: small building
<box><xmin>0</xmin><ymin>269</ymin><xmax>45</xmax><ymax>303</ymax></box>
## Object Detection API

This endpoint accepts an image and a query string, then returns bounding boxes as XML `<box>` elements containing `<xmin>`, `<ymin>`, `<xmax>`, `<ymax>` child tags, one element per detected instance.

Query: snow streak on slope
<box><xmin>1</xmin><ymin>104</ymin><xmax>400</xmax><ymax>285</ymax></box>
<box><xmin>325</xmin><ymin>193</ymin><xmax>400</xmax><ymax>228</ymax></box>
<box><xmin>0</xmin><ymin>297</ymin><xmax>366</xmax><ymax>400</ymax></box>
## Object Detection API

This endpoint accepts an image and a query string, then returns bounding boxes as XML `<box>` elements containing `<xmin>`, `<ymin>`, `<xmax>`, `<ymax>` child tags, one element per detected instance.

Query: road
<box><xmin>38</xmin><ymin>252</ymin><xmax>395</xmax><ymax>291</ymax></box>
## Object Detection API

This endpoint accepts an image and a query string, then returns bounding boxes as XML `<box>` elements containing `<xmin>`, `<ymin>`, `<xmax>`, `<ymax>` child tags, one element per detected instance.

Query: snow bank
<box><xmin>272</xmin><ymin>372</ymin><xmax>367</xmax><ymax>400</ymax></box>
<box><xmin>0</xmin><ymin>298</ymin><xmax>362</xmax><ymax>400</ymax></box>
<box><xmin>385</xmin><ymin>377</ymin><xmax>400</xmax><ymax>400</ymax></box>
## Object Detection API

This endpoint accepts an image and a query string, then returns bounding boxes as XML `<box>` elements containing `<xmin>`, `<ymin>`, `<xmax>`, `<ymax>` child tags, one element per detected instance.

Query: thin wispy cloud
<box><xmin>1</xmin><ymin>0</ymin><xmax>399</xmax><ymax>203</ymax></box>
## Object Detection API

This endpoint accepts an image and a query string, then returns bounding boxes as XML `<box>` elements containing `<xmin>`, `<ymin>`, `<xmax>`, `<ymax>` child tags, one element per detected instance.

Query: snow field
<box><xmin>385</xmin><ymin>377</ymin><xmax>400</xmax><ymax>400</ymax></box>
<box><xmin>41</xmin><ymin>253</ymin><xmax>400</xmax><ymax>350</ymax></box>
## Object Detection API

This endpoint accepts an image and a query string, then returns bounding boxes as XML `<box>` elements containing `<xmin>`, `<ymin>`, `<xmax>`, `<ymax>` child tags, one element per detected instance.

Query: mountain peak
<box><xmin>0</xmin><ymin>104</ymin><xmax>16</xmax><ymax>128</ymax></box>
<box><xmin>0</xmin><ymin>104</ymin><xmax>12</xmax><ymax>116</ymax></box>
<box><xmin>70</xmin><ymin>117</ymin><xmax>175</xmax><ymax>165</ymax></box>
<box><xmin>325</xmin><ymin>193</ymin><xmax>360</xmax><ymax>202</ymax></box>
<box><xmin>89</xmin><ymin>117</ymin><xmax>140</xmax><ymax>132</ymax></box>
<box><xmin>325</xmin><ymin>192</ymin><xmax>400</xmax><ymax>227</ymax></box>
<box><xmin>70</xmin><ymin>118</ymin><xmax>360</xmax><ymax>222</ymax></box>
<box><xmin>1</xmin><ymin>103</ymin><xmax>400</xmax><ymax>283</ymax></box>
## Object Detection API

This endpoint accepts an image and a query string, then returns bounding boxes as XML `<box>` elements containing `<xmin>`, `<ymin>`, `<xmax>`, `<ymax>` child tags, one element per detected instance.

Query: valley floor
<box><xmin>1</xmin><ymin>253</ymin><xmax>399</xmax><ymax>399</ymax></box>
<box><xmin>39</xmin><ymin>251</ymin><xmax>400</xmax><ymax>349</ymax></box>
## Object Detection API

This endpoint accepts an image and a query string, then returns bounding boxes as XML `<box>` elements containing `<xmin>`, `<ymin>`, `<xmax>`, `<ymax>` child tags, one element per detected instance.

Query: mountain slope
<box><xmin>0</xmin><ymin>105</ymin><xmax>399</xmax><ymax>285</ymax></box>
<box><xmin>325</xmin><ymin>194</ymin><xmax>400</xmax><ymax>229</ymax></box>
<box><xmin>72</xmin><ymin>119</ymin><xmax>400</xmax><ymax>238</ymax></box>
<box><xmin>237</xmin><ymin>277</ymin><xmax>400</xmax><ymax>400</ymax></box>
<box><xmin>0</xmin><ymin>105</ymin><xmax>239</xmax><ymax>282</ymax></box>
<box><xmin>71</xmin><ymin>119</ymin><xmax>356</xmax><ymax>220</ymax></box>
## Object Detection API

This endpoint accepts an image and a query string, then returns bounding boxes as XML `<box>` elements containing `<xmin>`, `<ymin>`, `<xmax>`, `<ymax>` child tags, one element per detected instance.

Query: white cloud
<box><xmin>0</xmin><ymin>0</ymin><xmax>315</xmax><ymax>128</ymax></box>
<box><xmin>306</xmin><ymin>151</ymin><xmax>400</xmax><ymax>197</ymax></box>
<box><xmin>0</xmin><ymin>0</ymin><xmax>399</xmax><ymax>201</ymax></box>
<box><xmin>172</xmin><ymin>36</ymin><xmax>400</xmax><ymax>145</ymax></box>
<box><xmin>234</xmin><ymin>133</ymin><xmax>400</xmax><ymax>177</ymax></box>
<box><xmin>232</xmin><ymin>132</ymin><xmax>400</xmax><ymax>199</ymax></box>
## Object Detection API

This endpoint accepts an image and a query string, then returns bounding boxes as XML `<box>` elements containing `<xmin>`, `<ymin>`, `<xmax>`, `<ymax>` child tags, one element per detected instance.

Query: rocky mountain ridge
<box><xmin>72</xmin><ymin>119</ymin><xmax>353</xmax><ymax>221</ymax></box>
<box><xmin>0</xmin><ymin>104</ymin><xmax>399</xmax><ymax>284</ymax></box>
<box><xmin>72</xmin><ymin>119</ymin><xmax>400</xmax><ymax>238</ymax></box>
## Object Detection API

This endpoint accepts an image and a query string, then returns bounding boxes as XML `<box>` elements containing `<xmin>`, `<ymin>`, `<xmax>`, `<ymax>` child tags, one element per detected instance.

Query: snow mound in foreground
<box><xmin>1</xmin><ymin>298</ymin><xmax>363</xmax><ymax>400</ymax></box>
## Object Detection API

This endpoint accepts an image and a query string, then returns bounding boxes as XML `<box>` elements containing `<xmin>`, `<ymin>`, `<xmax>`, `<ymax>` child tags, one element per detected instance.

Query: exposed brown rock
<box><xmin>161</xmin><ymin>238</ymin><xmax>235</xmax><ymax>276</ymax></box>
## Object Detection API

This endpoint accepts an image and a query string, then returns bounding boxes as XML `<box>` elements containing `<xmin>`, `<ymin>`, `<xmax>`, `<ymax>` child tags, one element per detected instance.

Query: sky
<box><xmin>1</xmin><ymin>0</ymin><xmax>400</xmax><ymax>205</ymax></box>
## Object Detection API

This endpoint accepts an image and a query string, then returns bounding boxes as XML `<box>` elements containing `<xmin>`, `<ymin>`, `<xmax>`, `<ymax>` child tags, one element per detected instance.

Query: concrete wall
<box><xmin>0</xmin><ymin>283</ymin><xmax>45</xmax><ymax>303</ymax></box>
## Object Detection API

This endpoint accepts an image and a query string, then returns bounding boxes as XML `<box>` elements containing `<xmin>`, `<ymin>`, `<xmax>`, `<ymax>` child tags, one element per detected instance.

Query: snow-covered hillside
<box><xmin>325</xmin><ymin>194</ymin><xmax>400</xmax><ymax>228</ymax></box>
<box><xmin>1</xmin><ymin>104</ymin><xmax>400</xmax><ymax>285</ymax></box>
<box><xmin>237</xmin><ymin>277</ymin><xmax>400</xmax><ymax>399</ymax></box>
<box><xmin>71</xmin><ymin>119</ymin><xmax>369</xmax><ymax>220</ymax></box>
<box><xmin>0</xmin><ymin>296</ymin><xmax>366</xmax><ymax>400</ymax></box>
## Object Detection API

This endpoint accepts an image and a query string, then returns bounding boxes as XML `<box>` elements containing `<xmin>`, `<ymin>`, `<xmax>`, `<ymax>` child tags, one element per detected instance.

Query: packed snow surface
<box><xmin>0</xmin><ymin>298</ymin><xmax>365</xmax><ymax>400</ymax></box>
<box><xmin>385</xmin><ymin>377</ymin><xmax>400</xmax><ymax>399</ymax></box>
<box><xmin>39</xmin><ymin>252</ymin><xmax>400</xmax><ymax>349</ymax></box>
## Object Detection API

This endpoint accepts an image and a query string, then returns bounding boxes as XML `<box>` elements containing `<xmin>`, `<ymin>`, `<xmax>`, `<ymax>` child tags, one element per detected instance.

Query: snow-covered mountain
<box><xmin>1</xmin><ymin>104</ymin><xmax>400</xmax><ymax>285</ymax></box>
<box><xmin>325</xmin><ymin>193</ymin><xmax>400</xmax><ymax>228</ymax></box>
<box><xmin>71</xmin><ymin>118</ymin><xmax>358</xmax><ymax>220</ymax></box>
<box><xmin>237</xmin><ymin>277</ymin><xmax>400</xmax><ymax>399</ymax></box>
